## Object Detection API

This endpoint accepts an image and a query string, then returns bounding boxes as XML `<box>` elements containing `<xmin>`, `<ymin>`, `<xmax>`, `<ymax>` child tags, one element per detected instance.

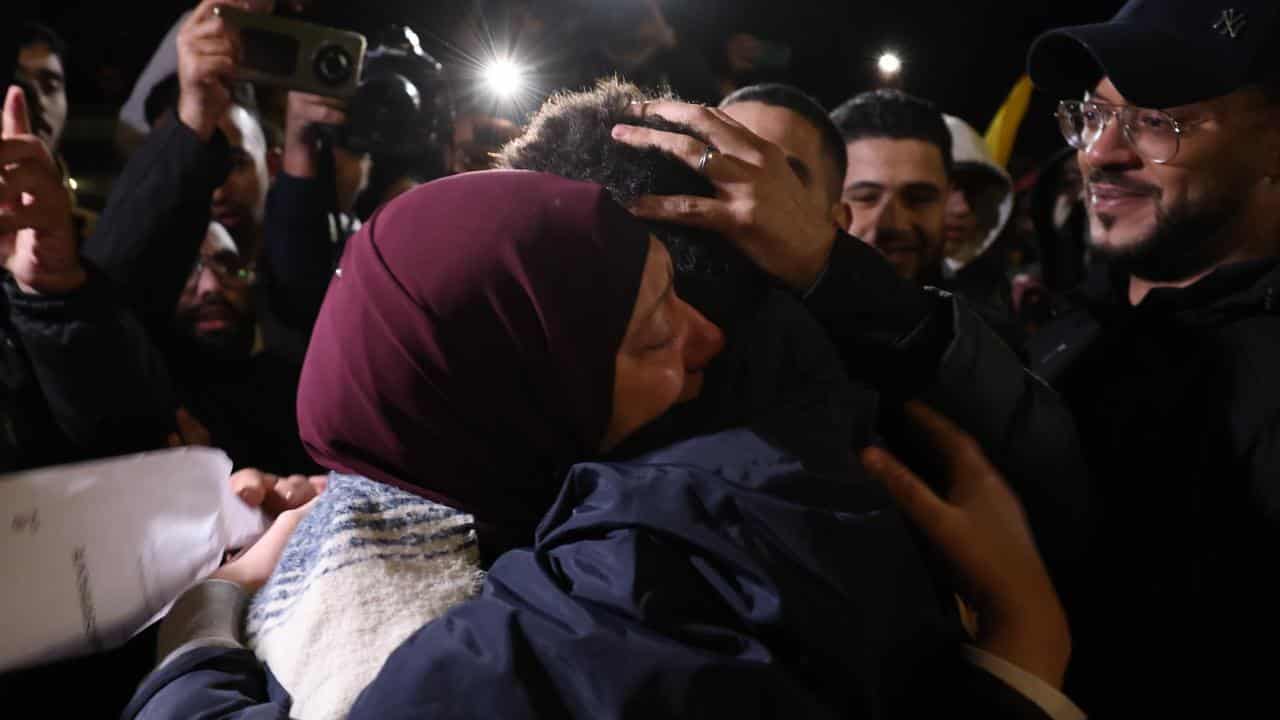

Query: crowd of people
<box><xmin>2</xmin><ymin>0</ymin><xmax>1278</xmax><ymax>717</ymax></box>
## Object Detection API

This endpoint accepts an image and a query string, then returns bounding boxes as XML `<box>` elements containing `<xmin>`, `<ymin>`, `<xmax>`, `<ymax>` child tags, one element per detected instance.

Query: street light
<box><xmin>877</xmin><ymin>51</ymin><xmax>903</xmax><ymax>78</ymax></box>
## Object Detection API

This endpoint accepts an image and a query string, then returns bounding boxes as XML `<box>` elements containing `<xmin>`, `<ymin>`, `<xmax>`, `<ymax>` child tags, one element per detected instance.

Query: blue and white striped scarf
<box><xmin>246</xmin><ymin>474</ymin><xmax>484</xmax><ymax>720</ymax></box>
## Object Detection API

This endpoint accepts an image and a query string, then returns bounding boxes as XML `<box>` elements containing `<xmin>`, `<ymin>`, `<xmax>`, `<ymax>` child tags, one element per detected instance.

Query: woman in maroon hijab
<box><xmin>130</xmin><ymin>169</ymin><xmax>1079</xmax><ymax>720</ymax></box>
<box><xmin>297</xmin><ymin>169</ymin><xmax>725</xmax><ymax>552</ymax></box>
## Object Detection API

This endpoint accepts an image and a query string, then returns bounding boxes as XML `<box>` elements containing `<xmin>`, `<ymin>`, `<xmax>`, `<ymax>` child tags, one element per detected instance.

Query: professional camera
<box><xmin>216</xmin><ymin>8</ymin><xmax>452</xmax><ymax>157</ymax></box>
<box><xmin>344</xmin><ymin>25</ymin><xmax>453</xmax><ymax>157</ymax></box>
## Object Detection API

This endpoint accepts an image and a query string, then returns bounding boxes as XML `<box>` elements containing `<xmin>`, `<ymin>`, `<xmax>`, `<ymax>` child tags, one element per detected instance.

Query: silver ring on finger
<box><xmin>697</xmin><ymin>144</ymin><xmax>719</xmax><ymax>174</ymax></box>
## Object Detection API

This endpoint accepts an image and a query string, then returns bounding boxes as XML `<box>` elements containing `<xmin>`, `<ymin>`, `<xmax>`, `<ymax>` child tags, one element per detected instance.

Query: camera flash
<box><xmin>483</xmin><ymin>59</ymin><xmax>525</xmax><ymax>100</ymax></box>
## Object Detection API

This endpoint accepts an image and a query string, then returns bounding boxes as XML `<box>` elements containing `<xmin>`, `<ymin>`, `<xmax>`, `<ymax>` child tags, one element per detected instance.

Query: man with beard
<box><xmin>829</xmin><ymin>93</ymin><xmax>1024</xmax><ymax>345</ymax></box>
<box><xmin>1023</xmin><ymin>0</ymin><xmax>1280</xmax><ymax>713</ymax></box>
<box><xmin>169</xmin><ymin>221</ymin><xmax>312</xmax><ymax>471</ymax></box>
<box><xmin>84</xmin><ymin>0</ymin><xmax>314</xmax><ymax>471</ymax></box>
<box><xmin>173</xmin><ymin>223</ymin><xmax>254</xmax><ymax>363</ymax></box>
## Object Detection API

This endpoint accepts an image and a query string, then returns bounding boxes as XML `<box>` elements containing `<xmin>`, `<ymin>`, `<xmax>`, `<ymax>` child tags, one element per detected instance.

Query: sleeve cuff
<box><xmin>965</xmin><ymin>645</ymin><xmax>1086</xmax><ymax>720</ymax></box>
<box><xmin>164</xmin><ymin>109</ymin><xmax>233</xmax><ymax>186</ymax></box>
<box><xmin>3</xmin><ymin>262</ymin><xmax>105</xmax><ymax>312</ymax></box>
<box><xmin>155</xmin><ymin>579</ymin><xmax>250</xmax><ymax>670</ymax></box>
<box><xmin>269</xmin><ymin>172</ymin><xmax>329</xmax><ymax>206</ymax></box>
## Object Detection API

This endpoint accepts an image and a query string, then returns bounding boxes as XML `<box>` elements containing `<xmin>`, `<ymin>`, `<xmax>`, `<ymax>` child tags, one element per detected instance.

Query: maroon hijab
<box><xmin>298</xmin><ymin>171</ymin><xmax>650</xmax><ymax>534</ymax></box>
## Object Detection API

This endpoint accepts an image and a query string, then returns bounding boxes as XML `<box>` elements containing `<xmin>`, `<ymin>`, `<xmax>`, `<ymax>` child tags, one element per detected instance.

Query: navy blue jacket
<box><xmin>127</xmin><ymin>430</ymin><xmax>1055</xmax><ymax>719</ymax></box>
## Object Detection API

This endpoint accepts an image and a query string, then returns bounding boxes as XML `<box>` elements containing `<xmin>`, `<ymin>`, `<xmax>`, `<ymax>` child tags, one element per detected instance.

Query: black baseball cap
<box><xmin>1028</xmin><ymin>0</ymin><xmax>1280</xmax><ymax>108</ymax></box>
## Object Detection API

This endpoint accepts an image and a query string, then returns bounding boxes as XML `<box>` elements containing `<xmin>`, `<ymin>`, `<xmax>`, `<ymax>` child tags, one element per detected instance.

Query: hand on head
<box><xmin>860</xmin><ymin>401</ymin><xmax>1072</xmax><ymax>689</ymax></box>
<box><xmin>611</xmin><ymin>100</ymin><xmax>839</xmax><ymax>291</ymax></box>
<box><xmin>0</xmin><ymin>85</ymin><xmax>81</xmax><ymax>295</ymax></box>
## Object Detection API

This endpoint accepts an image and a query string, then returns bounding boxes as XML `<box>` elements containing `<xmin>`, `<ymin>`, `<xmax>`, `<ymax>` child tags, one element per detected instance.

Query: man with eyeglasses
<box><xmin>173</xmin><ymin>222</ymin><xmax>256</xmax><ymax>371</ymax></box>
<box><xmin>164</xmin><ymin>219</ymin><xmax>316</xmax><ymax>474</ymax></box>
<box><xmin>72</xmin><ymin>0</ymin><xmax>321</xmax><ymax>477</ymax></box>
<box><xmin>1025</xmin><ymin>0</ymin><xmax>1280</xmax><ymax>713</ymax></box>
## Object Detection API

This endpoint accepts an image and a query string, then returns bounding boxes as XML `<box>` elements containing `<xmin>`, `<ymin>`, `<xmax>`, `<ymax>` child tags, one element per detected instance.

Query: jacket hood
<box><xmin>943</xmin><ymin>115</ymin><xmax>1013</xmax><ymax>273</ymax></box>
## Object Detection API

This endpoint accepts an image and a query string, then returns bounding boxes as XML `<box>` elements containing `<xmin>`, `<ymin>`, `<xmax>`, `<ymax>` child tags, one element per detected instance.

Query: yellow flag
<box><xmin>984</xmin><ymin>74</ymin><xmax>1034</xmax><ymax>169</ymax></box>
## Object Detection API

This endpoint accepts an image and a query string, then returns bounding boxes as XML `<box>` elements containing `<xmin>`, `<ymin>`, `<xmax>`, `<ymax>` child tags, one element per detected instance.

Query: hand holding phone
<box><xmin>214</xmin><ymin>5</ymin><xmax>366</xmax><ymax>99</ymax></box>
<box><xmin>177</xmin><ymin>0</ymin><xmax>250</xmax><ymax>140</ymax></box>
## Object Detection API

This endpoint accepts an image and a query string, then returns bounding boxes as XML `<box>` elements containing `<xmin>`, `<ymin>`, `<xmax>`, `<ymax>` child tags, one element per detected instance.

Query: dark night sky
<box><xmin>32</xmin><ymin>0</ymin><xmax>1127</xmax><ymax>170</ymax></box>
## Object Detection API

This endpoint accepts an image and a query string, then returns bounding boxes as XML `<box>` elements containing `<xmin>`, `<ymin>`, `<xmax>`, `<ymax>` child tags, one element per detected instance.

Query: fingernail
<box><xmin>611</xmin><ymin>125</ymin><xmax>629</xmax><ymax>139</ymax></box>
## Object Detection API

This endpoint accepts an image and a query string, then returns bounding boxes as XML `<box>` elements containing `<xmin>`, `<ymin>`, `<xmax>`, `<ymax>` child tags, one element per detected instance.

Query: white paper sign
<box><xmin>0</xmin><ymin>448</ymin><xmax>267</xmax><ymax>672</ymax></box>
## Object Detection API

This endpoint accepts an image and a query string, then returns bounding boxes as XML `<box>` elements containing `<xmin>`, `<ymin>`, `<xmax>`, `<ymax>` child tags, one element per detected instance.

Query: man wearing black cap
<box><xmin>1025</xmin><ymin>0</ymin><xmax>1280</xmax><ymax>713</ymax></box>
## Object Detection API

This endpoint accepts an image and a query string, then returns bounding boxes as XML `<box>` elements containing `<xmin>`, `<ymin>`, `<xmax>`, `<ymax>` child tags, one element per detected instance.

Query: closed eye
<box><xmin>786</xmin><ymin>157</ymin><xmax>812</xmax><ymax>188</ymax></box>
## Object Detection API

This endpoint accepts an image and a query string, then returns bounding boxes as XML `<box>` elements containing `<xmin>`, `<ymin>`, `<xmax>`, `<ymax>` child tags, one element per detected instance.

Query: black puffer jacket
<box><xmin>805</xmin><ymin>233</ymin><xmax>1093</xmax><ymax>594</ymax></box>
<box><xmin>0</xmin><ymin>268</ymin><xmax>173</xmax><ymax>472</ymax></box>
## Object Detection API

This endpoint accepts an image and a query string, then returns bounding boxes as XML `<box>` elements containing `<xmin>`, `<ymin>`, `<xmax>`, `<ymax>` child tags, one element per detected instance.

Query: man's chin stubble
<box><xmin>1090</xmin><ymin>203</ymin><xmax>1235</xmax><ymax>282</ymax></box>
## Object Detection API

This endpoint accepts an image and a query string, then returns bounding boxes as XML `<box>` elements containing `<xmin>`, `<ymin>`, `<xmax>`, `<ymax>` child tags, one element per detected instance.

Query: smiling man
<box><xmin>1025</xmin><ymin>0</ymin><xmax>1280</xmax><ymax>714</ymax></box>
<box><xmin>830</xmin><ymin>89</ymin><xmax>952</xmax><ymax>286</ymax></box>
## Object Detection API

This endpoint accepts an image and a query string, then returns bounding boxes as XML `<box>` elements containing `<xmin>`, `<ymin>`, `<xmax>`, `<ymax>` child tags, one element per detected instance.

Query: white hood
<box><xmin>943</xmin><ymin>114</ymin><xmax>1014</xmax><ymax>273</ymax></box>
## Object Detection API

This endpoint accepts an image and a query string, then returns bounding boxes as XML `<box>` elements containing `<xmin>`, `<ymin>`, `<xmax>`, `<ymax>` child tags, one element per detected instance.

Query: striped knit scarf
<box><xmin>246</xmin><ymin>474</ymin><xmax>485</xmax><ymax>720</ymax></box>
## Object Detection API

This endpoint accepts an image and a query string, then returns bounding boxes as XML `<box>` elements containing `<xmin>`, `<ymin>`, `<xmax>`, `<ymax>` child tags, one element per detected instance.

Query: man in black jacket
<box><xmin>1021</xmin><ymin>0</ymin><xmax>1280</xmax><ymax>713</ymax></box>
<box><xmin>0</xmin><ymin>78</ymin><xmax>177</xmax><ymax>715</ymax></box>
<box><xmin>0</xmin><ymin>77</ymin><xmax>172</xmax><ymax>472</ymax></box>
<box><xmin>82</xmin><ymin>0</ymin><xmax>314</xmax><ymax>474</ymax></box>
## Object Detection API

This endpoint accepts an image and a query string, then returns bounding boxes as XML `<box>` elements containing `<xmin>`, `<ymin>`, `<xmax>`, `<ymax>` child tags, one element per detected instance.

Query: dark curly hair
<box><xmin>497</xmin><ymin>78</ymin><xmax>766</xmax><ymax>329</ymax></box>
<box><xmin>830</xmin><ymin>88</ymin><xmax>953</xmax><ymax>177</ymax></box>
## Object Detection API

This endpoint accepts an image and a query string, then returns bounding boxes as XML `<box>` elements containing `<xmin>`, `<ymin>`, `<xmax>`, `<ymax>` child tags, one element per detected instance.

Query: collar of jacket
<box><xmin>1074</xmin><ymin>257</ymin><xmax>1280</xmax><ymax>324</ymax></box>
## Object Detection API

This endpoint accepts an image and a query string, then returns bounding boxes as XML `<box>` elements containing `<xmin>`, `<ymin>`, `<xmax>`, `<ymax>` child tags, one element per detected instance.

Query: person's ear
<box><xmin>831</xmin><ymin>199</ymin><xmax>852</xmax><ymax>232</ymax></box>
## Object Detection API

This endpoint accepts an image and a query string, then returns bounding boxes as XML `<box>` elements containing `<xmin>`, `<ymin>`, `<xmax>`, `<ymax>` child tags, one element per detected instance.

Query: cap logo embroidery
<box><xmin>1213</xmin><ymin>8</ymin><xmax>1248</xmax><ymax>39</ymax></box>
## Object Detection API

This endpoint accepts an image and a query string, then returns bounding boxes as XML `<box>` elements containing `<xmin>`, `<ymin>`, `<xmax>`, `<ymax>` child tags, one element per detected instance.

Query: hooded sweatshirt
<box><xmin>942</xmin><ymin>115</ymin><xmax>1014</xmax><ymax>275</ymax></box>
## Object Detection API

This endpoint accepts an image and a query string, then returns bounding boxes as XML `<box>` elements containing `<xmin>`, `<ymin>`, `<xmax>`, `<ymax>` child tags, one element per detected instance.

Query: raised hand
<box><xmin>0</xmin><ymin>85</ymin><xmax>81</xmax><ymax>295</ymax></box>
<box><xmin>861</xmin><ymin>401</ymin><xmax>1072</xmax><ymax>689</ymax></box>
<box><xmin>177</xmin><ymin>0</ymin><xmax>255</xmax><ymax>140</ymax></box>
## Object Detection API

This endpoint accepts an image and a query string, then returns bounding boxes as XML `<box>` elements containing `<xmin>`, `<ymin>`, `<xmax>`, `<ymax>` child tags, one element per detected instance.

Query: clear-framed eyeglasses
<box><xmin>186</xmin><ymin>253</ymin><xmax>256</xmax><ymax>288</ymax></box>
<box><xmin>1056</xmin><ymin>99</ymin><xmax>1208</xmax><ymax>165</ymax></box>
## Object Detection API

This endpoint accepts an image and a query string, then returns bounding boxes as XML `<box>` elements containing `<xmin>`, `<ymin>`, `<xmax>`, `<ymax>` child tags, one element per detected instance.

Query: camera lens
<box><xmin>313</xmin><ymin>45</ymin><xmax>354</xmax><ymax>86</ymax></box>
